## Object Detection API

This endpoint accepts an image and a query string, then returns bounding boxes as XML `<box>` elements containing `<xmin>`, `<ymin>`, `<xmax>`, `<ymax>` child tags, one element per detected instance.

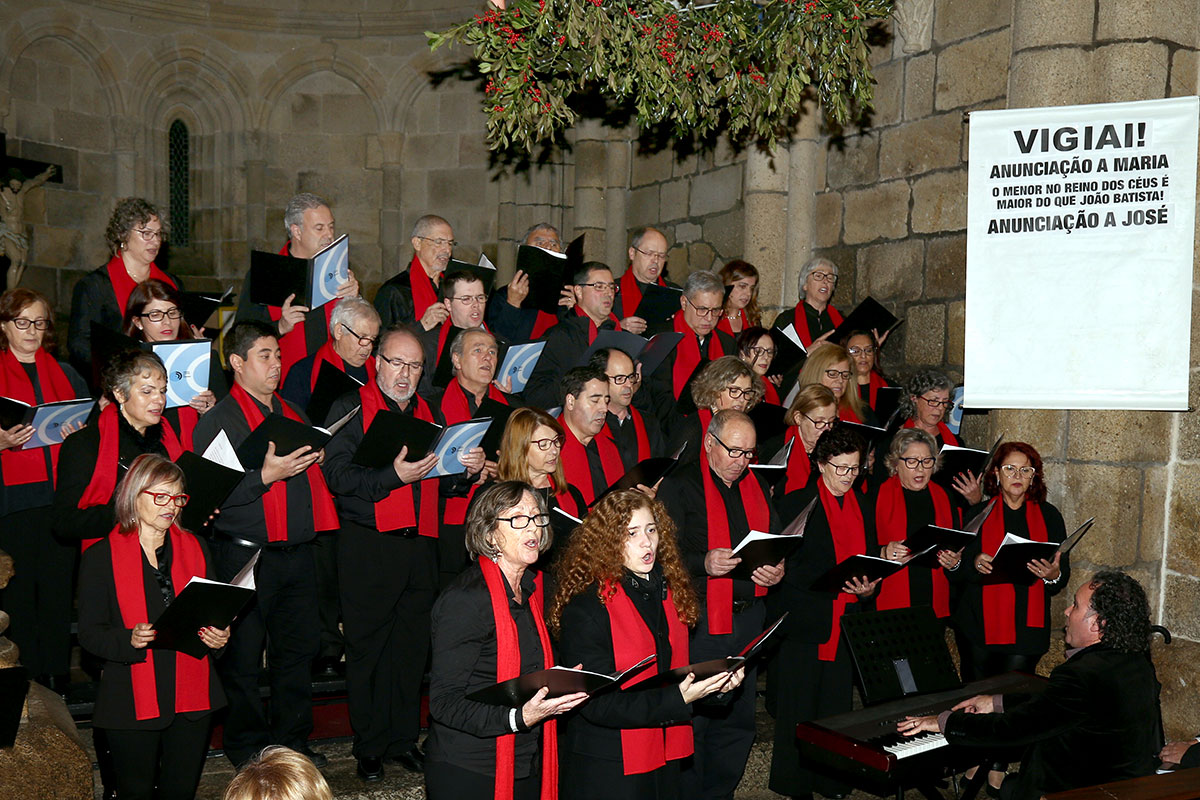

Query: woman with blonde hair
<box><xmin>223</xmin><ymin>746</ymin><xmax>333</xmax><ymax>800</ymax></box>
<box><xmin>549</xmin><ymin>490</ymin><xmax>743</xmax><ymax>799</ymax></box>
<box><xmin>796</xmin><ymin>343</ymin><xmax>874</xmax><ymax>425</ymax></box>
<box><xmin>497</xmin><ymin>407</ymin><xmax>587</xmax><ymax>520</ymax></box>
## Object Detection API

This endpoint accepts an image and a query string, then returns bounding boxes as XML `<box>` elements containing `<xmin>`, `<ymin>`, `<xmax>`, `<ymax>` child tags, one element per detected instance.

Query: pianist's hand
<box><xmin>898</xmin><ymin>714</ymin><xmax>940</xmax><ymax>737</ymax></box>
<box><xmin>1160</xmin><ymin>740</ymin><xmax>1197</xmax><ymax>766</ymax></box>
<box><xmin>705</xmin><ymin>548</ymin><xmax>740</xmax><ymax>577</ymax></box>
<box><xmin>952</xmin><ymin>693</ymin><xmax>994</xmax><ymax>714</ymax></box>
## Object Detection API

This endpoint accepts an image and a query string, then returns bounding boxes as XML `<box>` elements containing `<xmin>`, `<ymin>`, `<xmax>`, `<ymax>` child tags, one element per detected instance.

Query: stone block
<box><xmin>288</xmin><ymin>92</ymin><xmax>321</xmax><ymax>130</ymax></box>
<box><xmin>989</xmin><ymin>408</ymin><xmax>1067</xmax><ymax>461</ymax></box>
<box><xmin>1012</xmin><ymin>0</ymin><xmax>1094</xmax><ymax>50</ymax></box>
<box><xmin>631</xmin><ymin>148</ymin><xmax>673</xmax><ymax>186</ymax></box>
<box><xmin>1062</xmin><ymin>463</ymin><xmax>1141</xmax><ymax>568</ymax></box>
<box><xmin>1167</xmin><ymin>462</ymin><xmax>1200</xmax><ymax>576</ymax></box>
<box><xmin>43</xmin><ymin>188</ymin><xmax>100</xmax><ymax>234</ymax></box>
<box><xmin>934</xmin><ymin>0</ymin><xmax>1012</xmax><ymax>43</ymax></box>
<box><xmin>53</xmin><ymin>109</ymin><xmax>112</xmax><ymax>152</ymax></box>
<box><xmin>401</xmin><ymin>132</ymin><xmax>458</xmax><ymax>170</ymax></box>
<box><xmin>573</xmin><ymin>187</ymin><xmax>605</xmax><ymax>231</ymax></box>
<box><xmin>825</xmin><ymin>133</ymin><xmax>879</xmax><ymax>189</ymax></box>
<box><xmin>0</xmin><ymin>682</ymin><xmax>91</xmax><ymax>800</ymax></box>
<box><xmin>947</xmin><ymin>299</ymin><xmax>965</xmax><ymax>365</ymax></box>
<box><xmin>855</xmin><ymin>239</ymin><xmax>924</xmax><ymax>302</ymax></box>
<box><xmin>1171</xmin><ymin>50</ymin><xmax>1198</xmax><ymax>98</ymax></box>
<box><xmin>904</xmin><ymin>303</ymin><xmax>945</xmax><ymax>364</ymax></box>
<box><xmin>814</xmin><ymin>192</ymin><xmax>843</xmax><ymax>249</ymax></box>
<box><xmin>10</xmin><ymin>100</ymin><xmax>54</xmax><ymax>144</ymax></box>
<box><xmin>703</xmin><ymin>209</ymin><xmax>743</xmax><ymax>260</ymax></box>
<box><xmin>19</xmin><ymin>265</ymin><xmax>59</xmax><ymax>307</ymax></box>
<box><xmin>18</xmin><ymin>142</ymin><xmax>80</xmax><ymax>193</ymax></box>
<box><xmin>1163</xmin><ymin>573</ymin><xmax>1200</xmax><ymax>642</ymax></box>
<box><xmin>426</xmin><ymin>168</ymin><xmax>486</xmax><ymax>210</ymax></box>
<box><xmin>9</xmin><ymin>57</ymin><xmax>36</xmax><ymax>102</ymax></box>
<box><xmin>1156</xmin><ymin>636</ymin><xmax>1200</xmax><ymax>740</ymax></box>
<box><xmin>628</xmin><ymin>185</ymin><xmax>659</xmax><ymax>231</ymax></box>
<box><xmin>1141</xmin><ymin>464</ymin><xmax>1167</xmax><ymax>564</ymax></box>
<box><xmin>660</xmin><ymin>179</ymin><xmax>689</xmax><ymax>222</ymax></box>
<box><xmin>675</xmin><ymin>222</ymin><xmax>701</xmax><ymax>243</ymax></box>
<box><xmin>925</xmin><ymin>234</ymin><xmax>966</xmax><ymax>298</ymax></box>
<box><xmin>904</xmin><ymin>54</ymin><xmax>936</xmax><ymax>121</ymax></box>
<box><xmin>1007</xmin><ymin>49</ymin><xmax>1097</xmax><ymax>110</ymax></box>
<box><xmin>842</xmin><ymin>181</ymin><xmax>910</xmax><ymax>244</ymax></box>
<box><xmin>686</xmin><ymin>241</ymin><xmax>716</xmax><ymax>273</ymax></box>
<box><xmin>1094</xmin><ymin>42</ymin><xmax>1170</xmax><ymax>103</ymax></box>
<box><xmin>438</xmin><ymin>91</ymin><xmax>487</xmax><ymax>133</ymax></box>
<box><xmin>879</xmin><ymin>113</ymin><xmax>963</xmax><ymax>180</ymax></box>
<box><xmin>745</xmin><ymin>147</ymin><xmax>789</xmax><ymax>193</ymax></box>
<box><xmin>1179</xmin><ymin>370</ymin><xmax>1200</xmax><ymax>460</ymax></box>
<box><xmin>911</xmin><ymin>169</ymin><xmax>967</xmax><ymax>233</ymax></box>
<box><xmin>77</xmin><ymin>154</ymin><xmax>115</xmax><ymax>196</ymax></box>
<box><xmin>1065</xmin><ymin>409</ymin><xmax>1172</xmax><ymax>463</ymax></box>
<box><xmin>1097</xmin><ymin>0</ymin><xmax>1197</xmax><ymax>46</ymax></box>
<box><xmin>936</xmin><ymin>30</ymin><xmax>1011</xmax><ymax>111</ymax></box>
<box><xmin>689</xmin><ymin>165</ymin><xmax>742</xmax><ymax>218</ymax></box>
<box><xmin>870</xmin><ymin>61</ymin><xmax>903</xmax><ymax>128</ymax></box>
<box><xmin>574</xmin><ymin>139</ymin><xmax>607</xmax><ymax>188</ymax></box>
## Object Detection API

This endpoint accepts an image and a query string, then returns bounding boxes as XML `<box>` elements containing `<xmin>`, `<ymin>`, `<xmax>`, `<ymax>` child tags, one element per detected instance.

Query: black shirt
<box><xmin>524</xmin><ymin>315</ymin><xmax>619</xmax><ymax>410</ymax></box>
<box><xmin>605</xmin><ymin>408</ymin><xmax>666</xmax><ymax>469</ymax></box>
<box><xmin>279</xmin><ymin>350</ymin><xmax>368</xmax><ymax>416</ymax></box>
<box><xmin>638</xmin><ymin>329</ymin><xmax>734</xmax><ymax>438</ymax></box>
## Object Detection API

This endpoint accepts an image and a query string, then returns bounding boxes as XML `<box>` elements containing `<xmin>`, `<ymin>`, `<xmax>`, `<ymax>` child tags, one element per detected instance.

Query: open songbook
<box><xmin>627</xmin><ymin>613</ymin><xmax>789</xmax><ymax>689</ymax></box>
<box><xmin>728</xmin><ymin>497</ymin><xmax>815</xmax><ymax>579</ymax></box>
<box><xmin>150</xmin><ymin>550</ymin><xmax>258</xmax><ymax>659</ymax></box>
<box><xmin>466</xmin><ymin>654</ymin><xmax>657</xmax><ymax>706</ymax></box>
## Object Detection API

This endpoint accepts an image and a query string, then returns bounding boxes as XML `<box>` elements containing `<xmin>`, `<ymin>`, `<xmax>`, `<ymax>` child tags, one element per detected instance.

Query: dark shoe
<box><xmin>313</xmin><ymin>656</ymin><xmax>340</xmax><ymax>679</ymax></box>
<box><xmin>357</xmin><ymin>756</ymin><xmax>384</xmax><ymax>781</ymax></box>
<box><xmin>298</xmin><ymin>745</ymin><xmax>328</xmax><ymax>769</ymax></box>
<box><xmin>386</xmin><ymin>746</ymin><xmax>425</xmax><ymax>773</ymax></box>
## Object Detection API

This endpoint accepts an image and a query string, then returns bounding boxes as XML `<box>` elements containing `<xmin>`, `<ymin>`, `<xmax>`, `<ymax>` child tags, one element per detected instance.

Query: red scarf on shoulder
<box><xmin>440</xmin><ymin>380</ymin><xmax>508</xmax><ymax>525</ymax></box>
<box><xmin>625</xmin><ymin>407</ymin><xmax>652</xmax><ymax>463</ymax></box>
<box><xmin>531</xmin><ymin>311</ymin><xmax>558</xmax><ymax>340</ymax></box>
<box><xmin>981</xmin><ymin>500</ymin><xmax>1048</xmax><ymax>645</ymax></box>
<box><xmin>902</xmin><ymin>418</ymin><xmax>961</xmax><ymax>447</ymax></box>
<box><xmin>700</xmin><ymin>465</ymin><xmax>769</xmax><ymax>635</ymax></box>
<box><xmin>0</xmin><ymin>347</ymin><xmax>76</xmax><ymax>486</ymax></box>
<box><xmin>558</xmin><ymin>417</ymin><xmax>623</xmax><ymax>505</ymax></box>
<box><xmin>605</xmin><ymin>580</ymin><xmax>693</xmax><ymax>774</ymax></box>
<box><xmin>360</xmin><ymin>380</ymin><xmax>439</xmax><ymax>537</ymax></box>
<box><xmin>109</xmin><ymin>524</ymin><xmax>210</xmax><ymax>720</ymax></box>
<box><xmin>864</xmin><ymin>371</ymin><xmax>889</xmax><ymax>409</ymax></box>
<box><xmin>783</xmin><ymin>427</ymin><xmax>813</xmax><ymax>494</ymax></box>
<box><xmin>230</xmin><ymin>383</ymin><xmax>338</xmax><ymax>542</ymax></box>
<box><xmin>817</xmin><ymin>479</ymin><xmax>866</xmax><ymax>661</ymax></box>
<box><xmin>308</xmin><ymin>340</ymin><xmax>375</xmax><ymax>392</ymax></box>
<box><xmin>793</xmin><ymin>302</ymin><xmax>842</xmax><ymax>348</ymax></box>
<box><xmin>874</xmin><ymin>477</ymin><xmax>953</xmax><ymax>617</ymax></box>
<box><xmin>618</xmin><ymin>269</ymin><xmax>667</xmax><ymax>320</ymax></box>
<box><xmin>548</xmin><ymin>476</ymin><xmax>582</xmax><ymax>518</ymax></box>
<box><xmin>479</xmin><ymin>558</ymin><xmax>558</xmax><ymax>800</ymax></box>
<box><xmin>408</xmin><ymin>255</ymin><xmax>440</xmax><ymax>321</ymax></box>
<box><xmin>106</xmin><ymin>254</ymin><xmax>176</xmax><ymax>317</ymax></box>
<box><xmin>268</xmin><ymin>242</ymin><xmax>337</xmax><ymax>381</ymax></box>
<box><xmin>672</xmin><ymin>315</ymin><xmax>725</xmax><ymax>400</ymax></box>
<box><xmin>758</xmin><ymin>375</ymin><xmax>780</xmax><ymax>406</ymax></box>
<box><xmin>716</xmin><ymin>308</ymin><xmax>747</xmax><ymax>337</ymax></box>
<box><xmin>574</xmin><ymin>306</ymin><xmax>622</xmax><ymax>344</ymax></box>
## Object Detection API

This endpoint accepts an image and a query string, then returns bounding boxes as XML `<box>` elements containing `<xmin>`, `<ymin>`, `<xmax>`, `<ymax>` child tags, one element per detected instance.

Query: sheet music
<box><xmin>201</xmin><ymin>429</ymin><xmax>245</xmax><ymax>472</ymax></box>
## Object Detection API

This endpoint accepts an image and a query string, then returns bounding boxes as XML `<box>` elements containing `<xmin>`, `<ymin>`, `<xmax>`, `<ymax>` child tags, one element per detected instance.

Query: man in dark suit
<box><xmin>588</xmin><ymin>346</ymin><xmax>665</xmax><ymax>467</ymax></box>
<box><xmin>374</xmin><ymin>214</ymin><xmax>455</xmax><ymax>330</ymax></box>
<box><xmin>899</xmin><ymin>571</ymin><xmax>1162</xmax><ymax>800</ymax></box>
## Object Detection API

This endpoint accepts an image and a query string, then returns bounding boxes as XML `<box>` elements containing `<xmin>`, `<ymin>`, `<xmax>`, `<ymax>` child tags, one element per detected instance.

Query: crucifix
<box><xmin>0</xmin><ymin>132</ymin><xmax>63</xmax><ymax>288</ymax></box>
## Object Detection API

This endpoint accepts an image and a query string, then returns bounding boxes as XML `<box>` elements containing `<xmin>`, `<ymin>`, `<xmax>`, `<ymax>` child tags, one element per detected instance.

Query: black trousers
<box><xmin>312</xmin><ymin>531</ymin><xmax>343</xmax><ymax>661</ymax></box>
<box><xmin>680</xmin><ymin>601</ymin><xmax>765</xmax><ymax>800</ymax></box>
<box><xmin>338</xmin><ymin>521</ymin><xmax>436</xmax><ymax>759</ymax></box>
<box><xmin>425</xmin><ymin>759</ymin><xmax>540</xmax><ymax>800</ymax></box>
<box><xmin>213</xmin><ymin>540</ymin><xmax>319</xmax><ymax>767</ymax></box>
<box><xmin>768</xmin><ymin>639</ymin><xmax>854</xmax><ymax>797</ymax></box>
<box><xmin>0</xmin><ymin>506</ymin><xmax>75</xmax><ymax>677</ymax></box>
<box><xmin>103</xmin><ymin>714</ymin><xmax>212</xmax><ymax>800</ymax></box>
<box><xmin>437</xmin><ymin>522</ymin><xmax>470</xmax><ymax>592</ymax></box>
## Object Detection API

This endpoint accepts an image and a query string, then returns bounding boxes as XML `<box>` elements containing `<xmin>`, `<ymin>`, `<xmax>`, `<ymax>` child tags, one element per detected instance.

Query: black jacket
<box><xmin>524</xmin><ymin>315</ymin><xmax>621</xmax><ymax>411</ymax></box>
<box><xmin>606</xmin><ymin>408</ymin><xmax>667</xmax><ymax>469</ymax></box>
<box><xmin>68</xmin><ymin>265</ymin><xmax>181</xmax><ymax>382</ymax></box>
<box><xmin>637</xmin><ymin>329</ymin><xmax>734</xmax><ymax>438</ymax></box>
<box><xmin>374</xmin><ymin>264</ymin><xmax>420</xmax><ymax>329</ymax></box>
<box><xmin>944</xmin><ymin>643</ymin><xmax>1161</xmax><ymax>800</ymax></box>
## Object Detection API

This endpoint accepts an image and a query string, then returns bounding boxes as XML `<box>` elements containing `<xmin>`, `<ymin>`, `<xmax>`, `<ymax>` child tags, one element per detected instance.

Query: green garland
<box><xmin>427</xmin><ymin>0</ymin><xmax>893</xmax><ymax>154</ymax></box>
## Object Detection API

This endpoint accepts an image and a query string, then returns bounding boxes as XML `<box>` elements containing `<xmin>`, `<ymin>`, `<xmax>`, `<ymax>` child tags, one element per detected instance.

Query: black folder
<box><xmin>431</xmin><ymin>325</ymin><xmax>464</xmax><ymax>389</ymax></box>
<box><xmin>933</xmin><ymin>434</ymin><xmax>1002</xmax><ymax>489</ymax></box>
<box><xmin>0</xmin><ymin>666</ymin><xmax>29</xmax><ymax>748</ymax></box>
<box><xmin>810</xmin><ymin>554</ymin><xmax>905</xmax><ymax>593</ymax></box>
<box><xmin>248</xmin><ymin>250</ymin><xmax>308</xmax><ymax>308</ymax></box>
<box><xmin>467</xmin><ymin>654</ymin><xmax>656</xmax><ymax>706</ymax></box>
<box><xmin>633</xmin><ymin>283</ymin><xmax>683</xmax><ymax>325</ymax></box>
<box><xmin>628</xmin><ymin>614</ymin><xmax>788</xmax><ymax>689</ymax></box>
<box><xmin>873</xmin><ymin>386</ymin><xmax>904</xmax><ymax>425</ymax></box>
<box><xmin>729</xmin><ymin>497</ymin><xmax>814</xmax><ymax>579</ymax></box>
<box><xmin>748</xmin><ymin>401</ymin><xmax>789</xmax><ymax>446</ymax></box>
<box><xmin>308</xmin><ymin>361</ymin><xmax>364</xmax><ymax>427</ymax></box>
<box><xmin>446</xmin><ymin>257</ymin><xmax>497</xmax><ymax>294</ymax></box>
<box><xmin>984</xmin><ymin>534</ymin><xmax>1060</xmax><ymax>585</ymax></box>
<box><xmin>580</xmin><ymin>329</ymin><xmax>651</xmax><ymax>367</ymax></box>
<box><xmin>175</xmin><ymin>451</ymin><xmax>244</xmax><ymax>533</ymax></box>
<box><xmin>517</xmin><ymin>234</ymin><xmax>584</xmax><ymax>315</ymax></box>
<box><xmin>828</xmin><ymin>296</ymin><xmax>902</xmax><ymax>345</ymax></box>
<box><xmin>476</xmin><ymin>397</ymin><xmax>518</xmax><ymax>461</ymax></box>
<box><xmin>351</xmin><ymin>410</ymin><xmax>441</xmax><ymax>468</ymax></box>
<box><xmin>592</xmin><ymin>448</ymin><xmax>683</xmax><ymax>506</ymax></box>
<box><xmin>178</xmin><ymin>287</ymin><xmax>233</xmax><ymax>331</ymax></box>
<box><xmin>903</xmin><ymin>524</ymin><xmax>976</xmax><ymax>558</ymax></box>
<box><xmin>90</xmin><ymin>322</ymin><xmax>144</xmax><ymax>388</ymax></box>
<box><xmin>836</xmin><ymin>419</ymin><xmax>890</xmax><ymax>448</ymax></box>
<box><xmin>150</xmin><ymin>578</ymin><xmax>255</xmax><ymax>659</ymax></box>
<box><xmin>766</xmin><ymin>326</ymin><xmax>808</xmax><ymax>379</ymax></box>
<box><xmin>638</xmin><ymin>332</ymin><xmax>684</xmax><ymax>377</ymax></box>
<box><xmin>236</xmin><ymin>413</ymin><xmax>333</xmax><ymax>469</ymax></box>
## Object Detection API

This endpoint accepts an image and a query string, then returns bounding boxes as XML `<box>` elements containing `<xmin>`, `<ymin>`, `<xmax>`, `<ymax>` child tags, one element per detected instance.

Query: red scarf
<box><xmin>981</xmin><ymin>501</ymin><xmax>1049</xmax><ymax>645</ymax></box>
<box><xmin>440</xmin><ymin>380</ymin><xmax>508</xmax><ymax>525</ymax></box>
<box><xmin>605</xmin><ymin>580</ymin><xmax>693</xmax><ymax>774</ymax></box>
<box><xmin>700</xmin><ymin>465</ymin><xmax>769</xmax><ymax>635</ymax></box>
<box><xmin>548</xmin><ymin>476</ymin><xmax>582</xmax><ymax>518</ymax></box>
<box><xmin>783</xmin><ymin>428</ymin><xmax>813</xmax><ymax>494</ymax></box>
<box><xmin>874</xmin><ymin>477</ymin><xmax>953</xmax><ymax>617</ymax></box>
<box><xmin>408</xmin><ymin>255</ymin><xmax>440</xmax><ymax>321</ymax></box>
<box><xmin>170</xmin><ymin>406</ymin><xmax>199</xmax><ymax>452</ymax></box>
<box><xmin>229</xmin><ymin>383</ymin><xmax>338</xmax><ymax>542</ymax></box>
<box><xmin>758</xmin><ymin>375</ymin><xmax>780</xmax><ymax>406</ymax></box>
<box><xmin>902</xmin><ymin>418</ymin><xmax>961</xmax><ymax>447</ymax></box>
<box><xmin>268</xmin><ymin>242</ymin><xmax>337</xmax><ymax>382</ymax></box>
<box><xmin>479</xmin><ymin>559</ymin><xmax>558</xmax><ymax>800</ymax></box>
<box><xmin>105</xmin><ymin>254</ymin><xmax>176</xmax><ymax>317</ymax></box>
<box><xmin>558</xmin><ymin>417</ymin><xmax>624</xmax><ymax>505</ymax></box>
<box><xmin>618</xmin><ymin>269</ymin><xmax>667</xmax><ymax>320</ymax></box>
<box><xmin>531</xmin><ymin>311</ymin><xmax>558</xmax><ymax>340</ymax></box>
<box><xmin>79</xmin><ymin>405</ymin><xmax>185</xmax><ymax>551</ymax></box>
<box><xmin>308</xmin><ymin>340</ymin><xmax>376</xmax><ymax>392</ymax></box>
<box><xmin>626</xmin><ymin>407</ymin><xmax>652</xmax><ymax>463</ymax></box>
<box><xmin>792</xmin><ymin>302</ymin><xmax>842</xmax><ymax>348</ymax></box>
<box><xmin>864</xmin><ymin>371</ymin><xmax>889</xmax><ymax>409</ymax></box>
<box><xmin>817</xmin><ymin>480</ymin><xmax>866</xmax><ymax>661</ymax></box>
<box><xmin>671</xmin><ymin>315</ymin><xmax>725</xmax><ymax>400</ymax></box>
<box><xmin>574</xmin><ymin>306</ymin><xmax>622</xmax><ymax>344</ymax></box>
<box><xmin>716</xmin><ymin>308</ymin><xmax>747</xmax><ymax>337</ymax></box>
<box><xmin>0</xmin><ymin>348</ymin><xmax>76</xmax><ymax>486</ymax></box>
<box><xmin>360</xmin><ymin>381</ymin><xmax>439</xmax><ymax>537</ymax></box>
<box><xmin>109</xmin><ymin>524</ymin><xmax>211</xmax><ymax>720</ymax></box>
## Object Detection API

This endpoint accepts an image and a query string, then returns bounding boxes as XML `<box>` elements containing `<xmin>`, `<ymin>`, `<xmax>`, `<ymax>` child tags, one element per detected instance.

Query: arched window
<box><xmin>168</xmin><ymin>120</ymin><xmax>189</xmax><ymax>246</ymax></box>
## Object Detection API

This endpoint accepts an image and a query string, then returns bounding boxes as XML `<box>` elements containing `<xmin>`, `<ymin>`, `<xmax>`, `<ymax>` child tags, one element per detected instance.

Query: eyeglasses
<box><xmin>341</xmin><ymin>323</ymin><xmax>379</xmax><ymax>348</ymax></box>
<box><xmin>530</xmin><ymin>436</ymin><xmax>565</xmax><ymax>451</ymax></box>
<box><xmin>847</xmin><ymin>345</ymin><xmax>876</xmax><ymax>356</ymax></box>
<box><xmin>684</xmin><ymin>297</ymin><xmax>722</xmax><ymax>318</ymax></box>
<box><xmin>529</xmin><ymin>236</ymin><xmax>562</xmax><ymax>251</ymax></box>
<box><xmin>450</xmin><ymin>294</ymin><xmax>487</xmax><ymax>306</ymax></box>
<box><xmin>724</xmin><ymin>385</ymin><xmax>755</xmax><ymax>400</ymax></box>
<box><xmin>378</xmin><ymin>354</ymin><xmax>422</xmax><ymax>372</ymax></box>
<box><xmin>710</xmin><ymin>433</ymin><xmax>756</xmax><ymax>460</ymax></box>
<box><xmin>918</xmin><ymin>395</ymin><xmax>953</xmax><ymax>409</ymax></box>
<box><xmin>801</xmin><ymin>412</ymin><xmax>836</xmax><ymax>430</ymax></box>
<box><xmin>496</xmin><ymin>513</ymin><xmax>551</xmax><ymax>530</ymax></box>
<box><xmin>632</xmin><ymin>246</ymin><xmax>668</xmax><ymax>261</ymax></box>
<box><xmin>826</xmin><ymin>462</ymin><xmax>861</xmax><ymax>476</ymax></box>
<box><xmin>900</xmin><ymin>456</ymin><xmax>936</xmax><ymax>469</ymax></box>
<box><xmin>999</xmin><ymin>464</ymin><xmax>1036</xmax><ymax>477</ymax></box>
<box><xmin>607</xmin><ymin>372</ymin><xmax>640</xmax><ymax>385</ymax></box>
<box><xmin>133</xmin><ymin>228</ymin><xmax>165</xmax><ymax>242</ymax></box>
<box><xmin>417</xmin><ymin>236</ymin><xmax>456</xmax><ymax>248</ymax></box>
<box><xmin>8</xmin><ymin>317</ymin><xmax>49</xmax><ymax>330</ymax></box>
<box><xmin>577</xmin><ymin>281</ymin><xmax>617</xmax><ymax>293</ymax></box>
<box><xmin>808</xmin><ymin>270</ymin><xmax>837</xmax><ymax>283</ymax></box>
<box><xmin>140</xmin><ymin>308</ymin><xmax>182</xmax><ymax>323</ymax></box>
<box><xmin>824</xmin><ymin>369</ymin><xmax>851</xmax><ymax>381</ymax></box>
<box><xmin>141</xmin><ymin>490</ymin><xmax>190</xmax><ymax>507</ymax></box>
<box><xmin>746</xmin><ymin>346</ymin><xmax>777</xmax><ymax>360</ymax></box>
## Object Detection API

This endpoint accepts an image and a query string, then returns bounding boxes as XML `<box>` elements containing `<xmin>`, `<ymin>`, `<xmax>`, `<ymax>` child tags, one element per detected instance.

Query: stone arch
<box><xmin>0</xmin><ymin>11</ymin><xmax>123</xmax><ymax>118</ymax></box>
<box><xmin>128</xmin><ymin>35</ymin><xmax>255</xmax><ymax>135</ymax></box>
<box><xmin>256</xmin><ymin>45</ymin><xmax>387</xmax><ymax>132</ymax></box>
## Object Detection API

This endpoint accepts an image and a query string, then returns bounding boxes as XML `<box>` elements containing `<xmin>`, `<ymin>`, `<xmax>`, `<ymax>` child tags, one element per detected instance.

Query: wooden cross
<box><xmin>0</xmin><ymin>133</ymin><xmax>63</xmax><ymax>185</ymax></box>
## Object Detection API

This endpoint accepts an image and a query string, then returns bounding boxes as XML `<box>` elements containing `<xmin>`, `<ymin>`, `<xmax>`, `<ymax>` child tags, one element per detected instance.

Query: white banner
<box><xmin>965</xmin><ymin>97</ymin><xmax>1198</xmax><ymax>410</ymax></box>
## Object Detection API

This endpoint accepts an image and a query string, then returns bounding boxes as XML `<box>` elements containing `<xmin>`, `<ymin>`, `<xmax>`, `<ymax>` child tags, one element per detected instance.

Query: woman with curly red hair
<box><xmin>548</xmin><ymin>490</ymin><xmax>743</xmax><ymax>800</ymax></box>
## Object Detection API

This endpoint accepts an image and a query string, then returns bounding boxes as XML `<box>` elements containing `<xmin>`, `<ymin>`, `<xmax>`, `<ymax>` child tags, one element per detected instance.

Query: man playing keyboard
<box><xmin>898</xmin><ymin>571</ymin><xmax>1161</xmax><ymax>800</ymax></box>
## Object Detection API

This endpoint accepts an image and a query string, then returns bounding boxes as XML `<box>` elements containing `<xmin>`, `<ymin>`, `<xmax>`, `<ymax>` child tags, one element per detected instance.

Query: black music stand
<box><xmin>841</xmin><ymin>606</ymin><xmax>960</xmax><ymax>706</ymax></box>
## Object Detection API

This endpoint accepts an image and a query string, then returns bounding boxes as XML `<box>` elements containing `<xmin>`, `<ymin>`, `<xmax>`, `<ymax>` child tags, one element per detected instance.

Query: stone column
<box><xmin>573</xmin><ymin>119</ymin><xmax>607</xmax><ymax>261</ymax></box>
<box><xmin>377</xmin><ymin>132</ymin><xmax>404</xmax><ymax>285</ymax></box>
<box><xmin>781</xmin><ymin>113</ymin><xmax>825</xmax><ymax>319</ymax></box>
<box><xmin>243</xmin><ymin>128</ymin><xmax>267</xmax><ymax>253</ymax></box>
<box><xmin>111</xmin><ymin>118</ymin><xmax>140</xmax><ymax>198</ymax></box>
<box><xmin>743</xmin><ymin>144</ymin><xmax>789</xmax><ymax>315</ymax></box>
<box><xmin>605</xmin><ymin>126</ymin><xmax>631</xmax><ymax>272</ymax></box>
